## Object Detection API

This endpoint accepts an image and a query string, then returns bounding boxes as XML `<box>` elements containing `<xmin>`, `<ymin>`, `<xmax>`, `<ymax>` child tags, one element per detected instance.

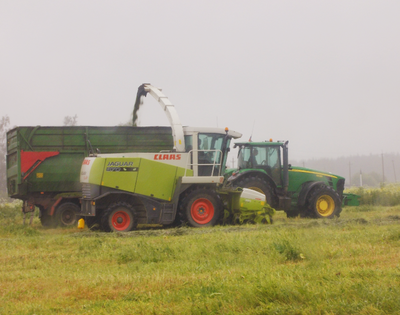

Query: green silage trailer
<box><xmin>6</xmin><ymin>126</ymin><xmax>173</xmax><ymax>227</ymax></box>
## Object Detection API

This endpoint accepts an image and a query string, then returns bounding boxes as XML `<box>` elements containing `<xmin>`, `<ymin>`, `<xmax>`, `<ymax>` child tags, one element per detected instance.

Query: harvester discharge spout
<box><xmin>133</xmin><ymin>83</ymin><xmax>185</xmax><ymax>152</ymax></box>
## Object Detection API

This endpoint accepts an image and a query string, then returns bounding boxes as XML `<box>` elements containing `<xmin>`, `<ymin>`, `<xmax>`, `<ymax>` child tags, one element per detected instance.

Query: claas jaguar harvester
<box><xmin>225</xmin><ymin>141</ymin><xmax>345</xmax><ymax>218</ymax></box>
<box><xmin>79</xmin><ymin>84</ymin><xmax>274</xmax><ymax>232</ymax></box>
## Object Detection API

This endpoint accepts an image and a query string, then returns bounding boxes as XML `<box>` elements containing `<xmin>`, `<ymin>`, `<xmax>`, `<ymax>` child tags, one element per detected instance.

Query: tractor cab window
<box><xmin>198</xmin><ymin>133</ymin><xmax>225</xmax><ymax>176</ymax></box>
<box><xmin>238</xmin><ymin>145</ymin><xmax>282</xmax><ymax>184</ymax></box>
<box><xmin>266</xmin><ymin>147</ymin><xmax>282</xmax><ymax>184</ymax></box>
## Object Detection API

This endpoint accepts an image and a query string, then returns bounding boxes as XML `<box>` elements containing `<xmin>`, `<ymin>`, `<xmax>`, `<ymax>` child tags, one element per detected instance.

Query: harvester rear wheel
<box><xmin>306</xmin><ymin>186</ymin><xmax>341</xmax><ymax>218</ymax></box>
<box><xmin>235</xmin><ymin>176</ymin><xmax>275</xmax><ymax>207</ymax></box>
<box><xmin>101</xmin><ymin>202</ymin><xmax>137</xmax><ymax>232</ymax></box>
<box><xmin>55</xmin><ymin>202</ymin><xmax>80</xmax><ymax>226</ymax></box>
<box><xmin>180</xmin><ymin>188</ymin><xmax>222</xmax><ymax>228</ymax></box>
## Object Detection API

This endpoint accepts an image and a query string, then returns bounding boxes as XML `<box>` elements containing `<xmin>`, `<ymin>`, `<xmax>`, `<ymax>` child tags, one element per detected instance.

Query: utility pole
<box><xmin>349</xmin><ymin>161</ymin><xmax>352</xmax><ymax>186</ymax></box>
<box><xmin>381</xmin><ymin>153</ymin><xmax>385</xmax><ymax>186</ymax></box>
<box><xmin>393</xmin><ymin>160</ymin><xmax>397</xmax><ymax>183</ymax></box>
<box><xmin>359</xmin><ymin>169</ymin><xmax>363</xmax><ymax>187</ymax></box>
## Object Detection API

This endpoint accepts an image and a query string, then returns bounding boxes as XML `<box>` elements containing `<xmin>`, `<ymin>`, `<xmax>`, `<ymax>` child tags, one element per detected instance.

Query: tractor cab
<box><xmin>237</xmin><ymin>142</ymin><xmax>282</xmax><ymax>185</ymax></box>
<box><xmin>234</xmin><ymin>141</ymin><xmax>289</xmax><ymax>189</ymax></box>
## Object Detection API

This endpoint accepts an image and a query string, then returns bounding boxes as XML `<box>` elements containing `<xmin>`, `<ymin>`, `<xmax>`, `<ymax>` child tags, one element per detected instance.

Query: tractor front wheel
<box><xmin>101</xmin><ymin>202</ymin><xmax>137</xmax><ymax>232</ymax></box>
<box><xmin>180</xmin><ymin>188</ymin><xmax>222</xmax><ymax>228</ymax></box>
<box><xmin>306</xmin><ymin>186</ymin><xmax>341</xmax><ymax>218</ymax></box>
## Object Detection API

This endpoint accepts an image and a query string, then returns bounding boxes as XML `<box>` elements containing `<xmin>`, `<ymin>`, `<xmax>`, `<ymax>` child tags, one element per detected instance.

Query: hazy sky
<box><xmin>1</xmin><ymin>0</ymin><xmax>399</xmax><ymax>161</ymax></box>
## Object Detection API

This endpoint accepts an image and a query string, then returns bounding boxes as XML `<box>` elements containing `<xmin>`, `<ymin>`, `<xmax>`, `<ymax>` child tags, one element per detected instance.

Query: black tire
<box><xmin>179</xmin><ymin>188</ymin><xmax>223</xmax><ymax>228</ymax></box>
<box><xmin>305</xmin><ymin>185</ymin><xmax>342</xmax><ymax>218</ymax></box>
<box><xmin>235</xmin><ymin>176</ymin><xmax>275</xmax><ymax>207</ymax></box>
<box><xmin>101</xmin><ymin>202</ymin><xmax>137</xmax><ymax>232</ymax></box>
<box><xmin>55</xmin><ymin>202</ymin><xmax>80</xmax><ymax>226</ymax></box>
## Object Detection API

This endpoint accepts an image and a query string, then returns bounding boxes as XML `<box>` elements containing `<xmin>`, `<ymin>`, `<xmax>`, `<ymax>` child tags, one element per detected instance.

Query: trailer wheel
<box><xmin>306</xmin><ymin>186</ymin><xmax>342</xmax><ymax>218</ymax></box>
<box><xmin>55</xmin><ymin>202</ymin><xmax>80</xmax><ymax>226</ymax></box>
<box><xmin>235</xmin><ymin>176</ymin><xmax>275</xmax><ymax>206</ymax></box>
<box><xmin>102</xmin><ymin>202</ymin><xmax>137</xmax><ymax>232</ymax></box>
<box><xmin>180</xmin><ymin>188</ymin><xmax>222</xmax><ymax>228</ymax></box>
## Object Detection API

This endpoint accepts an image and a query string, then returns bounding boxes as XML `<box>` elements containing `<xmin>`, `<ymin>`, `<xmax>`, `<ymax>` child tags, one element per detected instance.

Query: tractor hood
<box><xmin>288</xmin><ymin>165</ymin><xmax>345</xmax><ymax>197</ymax></box>
<box><xmin>288</xmin><ymin>166</ymin><xmax>344</xmax><ymax>181</ymax></box>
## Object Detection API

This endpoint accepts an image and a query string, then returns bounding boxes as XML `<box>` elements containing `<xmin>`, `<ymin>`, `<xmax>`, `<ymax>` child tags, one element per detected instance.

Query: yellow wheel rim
<box><xmin>249</xmin><ymin>186</ymin><xmax>264</xmax><ymax>194</ymax></box>
<box><xmin>316</xmin><ymin>195</ymin><xmax>335</xmax><ymax>217</ymax></box>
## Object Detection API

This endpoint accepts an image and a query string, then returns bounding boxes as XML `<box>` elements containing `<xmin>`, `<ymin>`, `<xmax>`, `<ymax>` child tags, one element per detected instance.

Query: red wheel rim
<box><xmin>111</xmin><ymin>210</ymin><xmax>131</xmax><ymax>231</ymax></box>
<box><xmin>190</xmin><ymin>198</ymin><xmax>214</xmax><ymax>224</ymax></box>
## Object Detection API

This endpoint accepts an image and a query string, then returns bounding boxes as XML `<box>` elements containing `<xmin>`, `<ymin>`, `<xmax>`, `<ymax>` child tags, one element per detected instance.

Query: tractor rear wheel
<box><xmin>306</xmin><ymin>186</ymin><xmax>341</xmax><ymax>218</ymax></box>
<box><xmin>235</xmin><ymin>176</ymin><xmax>275</xmax><ymax>207</ymax></box>
<box><xmin>180</xmin><ymin>188</ymin><xmax>222</xmax><ymax>228</ymax></box>
<box><xmin>101</xmin><ymin>202</ymin><xmax>137</xmax><ymax>232</ymax></box>
<box><xmin>55</xmin><ymin>202</ymin><xmax>80</xmax><ymax>226</ymax></box>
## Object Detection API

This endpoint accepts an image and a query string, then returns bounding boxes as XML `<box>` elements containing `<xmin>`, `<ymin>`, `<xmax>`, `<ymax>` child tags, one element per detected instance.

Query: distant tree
<box><xmin>63</xmin><ymin>115</ymin><xmax>78</xmax><ymax>126</ymax></box>
<box><xmin>0</xmin><ymin>115</ymin><xmax>10</xmax><ymax>196</ymax></box>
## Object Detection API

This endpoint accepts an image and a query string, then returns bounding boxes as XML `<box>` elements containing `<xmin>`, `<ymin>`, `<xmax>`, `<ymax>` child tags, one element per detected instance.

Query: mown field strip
<box><xmin>0</xmin><ymin>204</ymin><xmax>399</xmax><ymax>314</ymax></box>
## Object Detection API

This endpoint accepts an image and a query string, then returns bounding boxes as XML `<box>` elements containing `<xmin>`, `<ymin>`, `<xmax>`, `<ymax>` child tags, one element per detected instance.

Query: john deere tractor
<box><xmin>226</xmin><ymin>141</ymin><xmax>345</xmax><ymax>218</ymax></box>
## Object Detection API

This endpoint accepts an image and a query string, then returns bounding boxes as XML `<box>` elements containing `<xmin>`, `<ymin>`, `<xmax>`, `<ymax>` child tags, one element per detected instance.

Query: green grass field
<box><xmin>0</xmin><ymin>193</ymin><xmax>400</xmax><ymax>314</ymax></box>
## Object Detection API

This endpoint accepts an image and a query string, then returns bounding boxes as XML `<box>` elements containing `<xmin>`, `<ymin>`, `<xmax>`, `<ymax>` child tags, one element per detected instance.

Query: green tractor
<box><xmin>225</xmin><ymin>141</ymin><xmax>345</xmax><ymax>218</ymax></box>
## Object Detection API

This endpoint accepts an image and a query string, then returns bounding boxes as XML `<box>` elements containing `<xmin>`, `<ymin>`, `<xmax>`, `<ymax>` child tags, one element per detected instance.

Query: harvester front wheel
<box><xmin>102</xmin><ymin>202</ymin><xmax>137</xmax><ymax>232</ymax></box>
<box><xmin>55</xmin><ymin>202</ymin><xmax>80</xmax><ymax>226</ymax></box>
<box><xmin>180</xmin><ymin>188</ymin><xmax>222</xmax><ymax>228</ymax></box>
<box><xmin>306</xmin><ymin>186</ymin><xmax>341</xmax><ymax>218</ymax></box>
